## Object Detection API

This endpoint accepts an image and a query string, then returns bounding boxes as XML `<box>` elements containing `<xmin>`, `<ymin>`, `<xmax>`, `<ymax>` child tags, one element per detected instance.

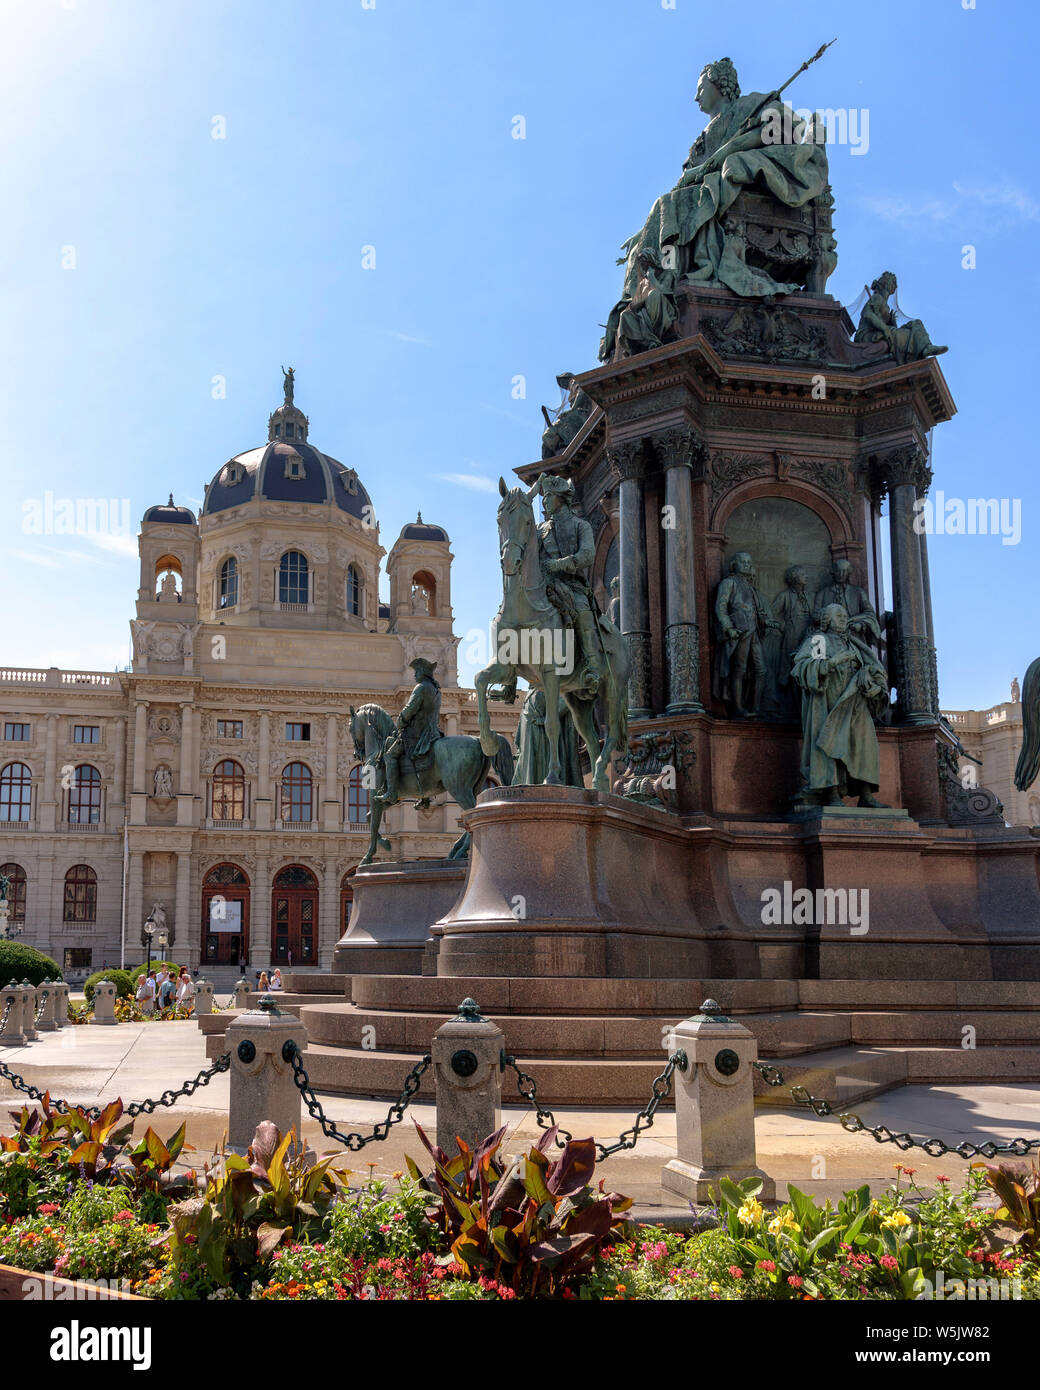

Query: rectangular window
<box><xmin>73</xmin><ymin>726</ymin><xmax>100</xmax><ymax>744</ymax></box>
<box><xmin>63</xmin><ymin>948</ymin><xmax>93</xmax><ymax>970</ymax></box>
<box><xmin>285</xmin><ymin>422</ymin><xmax>294</xmax><ymax>438</ymax></box>
<box><xmin>3</xmin><ymin>723</ymin><xmax>30</xmax><ymax>741</ymax></box>
<box><xmin>217</xmin><ymin>720</ymin><xmax>243</xmax><ymax>739</ymax></box>
<box><xmin>285</xmin><ymin>722</ymin><xmax>311</xmax><ymax>741</ymax></box>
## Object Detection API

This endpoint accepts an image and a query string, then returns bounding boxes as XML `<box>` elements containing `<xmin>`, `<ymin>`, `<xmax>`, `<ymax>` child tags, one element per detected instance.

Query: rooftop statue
<box><xmin>615</xmin><ymin>45</ymin><xmax>836</xmax><ymax>304</ymax></box>
<box><xmin>281</xmin><ymin>365</ymin><xmax>295</xmax><ymax>404</ymax></box>
<box><xmin>541</xmin><ymin>372</ymin><xmax>594</xmax><ymax>458</ymax></box>
<box><xmin>854</xmin><ymin>272</ymin><xmax>947</xmax><ymax>363</ymax></box>
<box><xmin>600</xmin><ymin>249</ymin><xmax>679</xmax><ymax>363</ymax></box>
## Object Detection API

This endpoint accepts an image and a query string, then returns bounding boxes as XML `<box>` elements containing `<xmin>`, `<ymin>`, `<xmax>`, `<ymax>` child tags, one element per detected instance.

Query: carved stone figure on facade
<box><xmin>541</xmin><ymin>373</ymin><xmax>594</xmax><ymax>459</ymax></box>
<box><xmin>152</xmin><ymin>764</ymin><xmax>174</xmax><ymax>798</ymax></box>
<box><xmin>513</xmin><ymin>687</ymin><xmax>583</xmax><ymax>788</ymax></box>
<box><xmin>770</xmin><ymin>565</ymin><xmax>814</xmax><ymax>717</ymax></box>
<box><xmin>158</xmin><ymin>572</ymin><xmax>180</xmax><ymax>602</ymax></box>
<box><xmin>713</xmin><ymin>551</ymin><xmax>779</xmax><ymax>718</ymax></box>
<box><xmin>1012</xmin><ymin>676</ymin><xmax>1021</xmax><ymax>704</ymax></box>
<box><xmin>812</xmin><ymin>559</ymin><xmax>880</xmax><ymax>641</ymax></box>
<box><xmin>535</xmin><ymin>474</ymin><xmax>602</xmax><ymax>698</ymax></box>
<box><xmin>791</xmin><ymin>604</ymin><xmax>890</xmax><ymax>808</ymax></box>
<box><xmin>599</xmin><ymin>250</ymin><xmax>679</xmax><ymax>363</ymax></box>
<box><xmin>141</xmin><ymin>899</ymin><xmax>172</xmax><ymax>949</ymax></box>
<box><xmin>376</xmin><ymin>657</ymin><xmax>444</xmax><ymax>810</ymax></box>
<box><xmin>615</xmin><ymin>51</ymin><xmax>834</xmax><ymax>303</ymax></box>
<box><xmin>702</xmin><ymin>301</ymin><xmax>826</xmax><ymax>363</ymax></box>
<box><xmin>607</xmin><ymin>575</ymin><xmax>621</xmax><ymax>628</ymax></box>
<box><xmin>854</xmin><ymin>272</ymin><xmax>947</xmax><ymax>364</ymax></box>
<box><xmin>613</xmin><ymin>731</ymin><xmax>684</xmax><ymax>812</ymax></box>
<box><xmin>410</xmin><ymin>584</ymin><xmax>430</xmax><ymax>616</ymax></box>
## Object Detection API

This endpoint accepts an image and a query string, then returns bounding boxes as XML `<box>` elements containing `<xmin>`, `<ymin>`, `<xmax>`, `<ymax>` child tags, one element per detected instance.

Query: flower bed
<box><xmin>2</xmin><ymin>1097</ymin><xmax>1039</xmax><ymax>1301</ymax></box>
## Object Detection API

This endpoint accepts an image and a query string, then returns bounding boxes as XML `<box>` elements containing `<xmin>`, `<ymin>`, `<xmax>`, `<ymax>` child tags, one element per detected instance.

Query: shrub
<box><xmin>84</xmin><ymin>967</ymin><xmax>135</xmax><ymax>1004</ymax></box>
<box><xmin>0</xmin><ymin>941</ymin><xmax>61</xmax><ymax>988</ymax></box>
<box><xmin>128</xmin><ymin>960</ymin><xmax>179</xmax><ymax>982</ymax></box>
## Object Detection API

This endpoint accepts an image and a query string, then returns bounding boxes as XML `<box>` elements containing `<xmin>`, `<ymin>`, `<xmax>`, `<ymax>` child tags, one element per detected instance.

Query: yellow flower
<box><xmin>767</xmin><ymin>1211</ymin><xmax>800</xmax><ymax>1235</ymax></box>
<box><xmin>737</xmin><ymin>1199</ymin><xmax>764</xmax><ymax>1226</ymax></box>
<box><xmin>882</xmin><ymin>1210</ymin><xmax>912</xmax><ymax>1229</ymax></box>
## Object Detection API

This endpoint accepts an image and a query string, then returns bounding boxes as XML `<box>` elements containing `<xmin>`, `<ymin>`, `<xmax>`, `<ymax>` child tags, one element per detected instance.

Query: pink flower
<box><xmin>39</xmin><ymin>1204</ymin><xmax>59</xmax><ymax>1215</ymax></box>
<box><xmin>756</xmin><ymin>1260</ymin><xmax>776</xmax><ymax>1273</ymax></box>
<box><xmin>379</xmin><ymin>1224</ymin><xmax>391</xmax><ymax>1233</ymax></box>
<box><xmin>114</xmin><ymin>1210</ymin><xmax>134</xmax><ymax>1223</ymax></box>
<box><xmin>727</xmin><ymin>1266</ymin><xmax>743</xmax><ymax>1279</ymax></box>
<box><xmin>879</xmin><ymin>1255</ymin><xmax>898</xmax><ymax>1270</ymax></box>
<box><xmin>392</xmin><ymin>1213</ymin><xmax>405</xmax><ymax>1222</ymax></box>
<box><xmin>786</xmin><ymin>1275</ymin><xmax>803</xmax><ymax>1288</ymax></box>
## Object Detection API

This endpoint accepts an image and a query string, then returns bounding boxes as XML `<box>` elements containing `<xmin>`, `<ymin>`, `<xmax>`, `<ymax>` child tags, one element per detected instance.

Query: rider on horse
<box><xmin>535</xmin><ymin>473</ymin><xmax>602</xmax><ymax>697</ymax></box>
<box><xmin>375</xmin><ymin>656</ymin><xmax>443</xmax><ymax>808</ymax></box>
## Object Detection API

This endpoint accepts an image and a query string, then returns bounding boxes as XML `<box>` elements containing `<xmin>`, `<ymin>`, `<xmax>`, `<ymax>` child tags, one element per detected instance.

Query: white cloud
<box><xmin>85</xmin><ymin>531</ymin><xmax>139</xmax><ymax>559</ymax></box>
<box><xmin>435</xmin><ymin>472</ymin><xmax>498</xmax><ymax>494</ymax></box>
<box><xmin>380</xmin><ymin>329</ymin><xmax>435</xmax><ymax>347</ymax></box>
<box><xmin>860</xmin><ymin>181</ymin><xmax>1039</xmax><ymax>230</ymax></box>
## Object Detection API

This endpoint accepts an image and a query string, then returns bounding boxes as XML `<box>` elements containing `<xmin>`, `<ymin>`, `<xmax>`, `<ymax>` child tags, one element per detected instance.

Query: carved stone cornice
<box><xmin>651</xmin><ymin>426</ymin><xmax>707</xmax><ymax>477</ymax></box>
<box><xmin>606</xmin><ymin>439</ymin><xmax>648</xmax><ymax>486</ymax></box>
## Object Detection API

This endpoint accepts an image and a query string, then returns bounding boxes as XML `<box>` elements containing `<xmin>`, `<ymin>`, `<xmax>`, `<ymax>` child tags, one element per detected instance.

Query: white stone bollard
<box><xmin>92</xmin><ymin>979</ymin><xmax>118</xmax><ymax>1026</ymax></box>
<box><xmin>0</xmin><ymin>981</ymin><xmax>26</xmax><ymax>1046</ymax></box>
<box><xmin>34</xmin><ymin>981</ymin><xmax>59</xmax><ymax>1032</ymax></box>
<box><xmin>226</xmin><ymin>997</ymin><xmax>306</xmax><ymax>1154</ymax></box>
<box><xmin>232</xmin><ymin>978</ymin><xmax>250</xmax><ymax>1010</ymax></box>
<box><xmin>194</xmin><ymin>979</ymin><xmax>214</xmax><ymax>1016</ymax></box>
<box><xmin>20</xmin><ymin>981</ymin><xmax>38</xmax><ymax>1042</ymax></box>
<box><xmin>54</xmin><ymin>980</ymin><xmax>70</xmax><ymax>1027</ymax></box>
<box><xmin>662</xmin><ymin>999</ymin><xmax>774</xmax><ymax>1205</ymax></box>
<box><xmin>432</xmin><ymin>999</ymin><xmax>504</xmax><ymax>1154</ymax></box>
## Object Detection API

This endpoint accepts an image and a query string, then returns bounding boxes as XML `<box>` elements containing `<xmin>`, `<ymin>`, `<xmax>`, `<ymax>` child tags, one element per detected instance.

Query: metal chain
<box><xmin>287</xmin><ymin>1043</ymin><xmax>431</xmax><ymax>1152</ymax></box>
<box><xmin>34</xmin><ymin>992</ymin><xmax>48</xmax><ymax>1025</ymax></box>
<box><xmin>504</xmin><ymin>1052</ymin><xmax>688</xmax><ymax>1161</ymax></box>
<box><xmin>0</xmin><ymin>1053</ymin><xmax>230</xmax><ymax>1122</ymax></box>
<box><xmin>753</xmin><ymin>1060</ymin><xmax>1040</xmax><ymax>1160</ymax></box>
<box><xmin>0</xmin><ymin>997</ymin><xmax>13</xmax><ymax>1033</ymax></box>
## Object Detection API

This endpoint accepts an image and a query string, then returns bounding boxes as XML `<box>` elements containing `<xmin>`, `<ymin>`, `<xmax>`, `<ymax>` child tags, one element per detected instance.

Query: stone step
<box><xmin>298</xmin><ymin>1002</ymin><xmax>851</xmax><ymax>1059</ymax></box>
<box><xmin>283</xmin><ymin>973</ymin><xmax>352</xmax><ymax>997</ymax></box>
<box><xmin>754</xmin><ymin>1046</ymin><xmax>907</xmax><ymax>1107</ymax></box>
<box><xmin>849</xmin><ymin>1011</ymin><xmax>1040</xmax><ymax>1045</ymax></box>
<box><xmin>349</xmin><ymin>974</ymin><xmax>800</xmax><ymax>1016</ymax></box>
<box><xmin>799</xmin><ymin>980</ymin><xmax>1040</xmax><ymax>1011</ymax></box>
<box><xmin>903</xmin><ymin>1047</ymin><xmax>1040</xmax><ymax>1084</ymax></box>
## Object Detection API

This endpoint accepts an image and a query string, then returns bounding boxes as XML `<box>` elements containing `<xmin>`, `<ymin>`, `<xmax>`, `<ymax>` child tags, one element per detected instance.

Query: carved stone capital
<box><xmin>607</xmin><ymin>439</ymin><xmax>647</xmax><ymax>486</ymax></box>
<box><xmin>881</xmin><ymin>445</ymin><xmax>932</xmax><ymax>495</ymax></box>
<box><xmin>652</xmin><ymin>426</ymin><xmax>707</xmax><ymax>477</ymax></box>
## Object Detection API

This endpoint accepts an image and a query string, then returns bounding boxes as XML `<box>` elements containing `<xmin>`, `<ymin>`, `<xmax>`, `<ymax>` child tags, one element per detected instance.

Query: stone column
<box><xmin>883</xmin><ymin>446</ymin><xmax>935</xmax><ymax>725</ymax></box>
<box><xmin>175</xmin><ymin>851</ymin><xmax>194</xmax><ymax>965</ymax></box>
<box><xmin>320</xmin><ymin>861</ymin><xmax>339</xmax><ymax>970</ymax></box>
<box><xmin>177</xmin><ymin>703</ymin><xmax>195</xmax><ymax>826</ymax></box>
<box><xmin>112</xmin><ymin>718</ymin><xmax>127</xmax><ymax>810</ymax></box>
<box><xmin>609</xmin><ymin>440</ymin><xmax>652</xmax><ymax>718</ymax></box>
<box><xmin>655</xmin><ymin>427</ymin><xmax>705</xmax><ymax>714</ymax></box>
<box><xmin>40</xmin><ymin>713</ymin><xmax>58</xmax><ymax>831</ymax></box>
<box><xmin>250</xmin><ymin>854</ymin><xmax>270</xmax><ymax>970</ymax></box>
<box><xmin>0</xmin><ymin>982</ymin><xmax>27</xmax><ymax>1045</ymax></box>
<box><xmin>323</xmin><ymin>715</ymin><xmax>339</xmax><ymax>831</ymax></box>
<box><xmin>916</xmin><ymin>479</ymin><xmax>939</xmax><ymax>717</ymax></box>
<box><xmin>91</xmin><ymin>979</ymin><xmax>117</xmax><ymax>1026</ymax></box>
<box><xmin>256</xmin><ymin>712</ymin><xmax>272</xmax><ymax>830</ymax></box>
<box><xmin>127</xmin><ymin>848</ymin><xmax>144</xmax><ymax>964</ymax></box>
<box><xmin>133</xmin><ymin>702</ymin><xmax>148</xmax><ymax>792</ymax></box>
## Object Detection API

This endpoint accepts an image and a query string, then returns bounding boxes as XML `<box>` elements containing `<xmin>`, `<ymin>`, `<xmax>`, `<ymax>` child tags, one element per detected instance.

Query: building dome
<box><xmin>400</xmin><ymin>511</ymin><xmax>449</xmax><ymax>543</ymax></box>
<box><xmin>201</xmin><ymin>370</ymin><xmax>373</xmax><ymax>522</ymax></box>
<box><xmin>143</xmin><ymin>494</ymin><xmax>196</xmax><ymax>525</ymax></box>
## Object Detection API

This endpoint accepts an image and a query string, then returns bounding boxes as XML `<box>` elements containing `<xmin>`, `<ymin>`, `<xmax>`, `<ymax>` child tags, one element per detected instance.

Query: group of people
<box><xmin>257</xmin><ymin>970</ymin><xmax>283</xmax><ymax>992</ymax></box>
<box><xmin>134</xmin><ymin>965</ymin><xmax>195</xmax><ymax>1014</ymax></box>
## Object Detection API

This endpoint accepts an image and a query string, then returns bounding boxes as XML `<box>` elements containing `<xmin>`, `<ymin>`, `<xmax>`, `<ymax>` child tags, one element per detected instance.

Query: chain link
<box><xmin>287</xmin><ymin>1043</ymin><xmax>431</xmax><ymax>1151</ymax></box>
<box><xmin>753</xmin><ymin>1060</ymin><xmax>1040</xmax><ymax>1160</ymax></box>
<box><xmin>0</xmin><ymin>1053</ymin><xmax>230</xmax><ymax>1122</ymax></box>
<box><xmin>0</xmin><ymin>997</ymin><xmax>13</xmax><ymax>1033</ymax></box>
<box><xmin>504</xmin><ymin>1052</ymin><xmax>688</xmax><ymax>1161</ymax></box>
<box><xmin>34</xmin><ymin>992</ymin><xmax>48</xmax><ymax>1025</ymax></box>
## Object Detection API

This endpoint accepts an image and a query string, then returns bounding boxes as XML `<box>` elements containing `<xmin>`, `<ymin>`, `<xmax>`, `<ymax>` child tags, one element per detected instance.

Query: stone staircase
<box><xmin>200</xmin><ymin>973</ymin><xmax>1040</xmax><ymax>1109</ymax></box>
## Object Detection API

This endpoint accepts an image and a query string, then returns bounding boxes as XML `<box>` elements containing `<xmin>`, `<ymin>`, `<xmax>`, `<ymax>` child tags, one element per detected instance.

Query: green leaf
<box><xmin>717</xmin><ymin>1177</ymin><xmax>746</xmax><ymax>1210</ymax></box>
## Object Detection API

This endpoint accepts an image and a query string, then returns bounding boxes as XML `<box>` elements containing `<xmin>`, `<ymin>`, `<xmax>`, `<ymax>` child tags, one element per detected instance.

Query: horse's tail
<box><xmin>1015</xmin><ymin>657</ymin><xmax>1040</xmax><ymax>791</ymax></box>
<box><xmin>492</xmin><ymin>733</ymin><xmax>515</xmax><ymax>787</ymax></box>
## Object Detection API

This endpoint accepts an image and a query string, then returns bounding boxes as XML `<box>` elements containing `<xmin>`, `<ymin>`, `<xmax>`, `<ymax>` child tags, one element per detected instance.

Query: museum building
<box><xmin>0</xmin><ymin>375</ymin><xmax>512</xmax><ymax>980</ymax></box>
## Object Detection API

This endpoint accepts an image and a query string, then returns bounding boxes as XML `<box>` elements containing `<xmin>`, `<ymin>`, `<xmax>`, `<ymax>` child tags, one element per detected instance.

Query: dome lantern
<box><xmin>267</xmin><ymin>364</ymin><xmax>309</xmax><ymax>444</ymax></box>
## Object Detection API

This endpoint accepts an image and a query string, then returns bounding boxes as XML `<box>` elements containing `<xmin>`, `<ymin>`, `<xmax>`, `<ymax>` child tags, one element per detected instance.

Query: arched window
<box><xmin>203</xmin><ymin>863</ymin><xmax>249</xmax><ymax>887</ymax></box>
<box><xmin>279</xmin><ymin>551</ymin><xmax>308</xmax><ymax>605</ymax></box>
<box><xmin>154</xmin><ymin>554</ymin><xmax>182</xmax><ymax>600</ymax></box>
<box><xmin>68</xmin><ymin>765</ymin><xmax>102</xmax><ymax>824</ymax></box>
<box><xmin>281</xmin><ymin>762</ymin><xmax>312</xmax><ymax>823</ymax></box>
<box><xmin>411</xmin><ymin>570</ymin><xmax>436</xmax><ymax>616</ymax></box>
<box><xmin>219</xmin><ymin>557</ymin><xmax>238</xmax><ymax>609</ymax></box>
<box><xmin>347</xmin><ymin>564</ymin><xmax>361</xmax><ymax>617</ymax></box>
<box><xmin>0</xmin><ymin>863</ymin><xmax>27</xmax><ymax>920</ymax></box>
<box><xmin>63</xmin><ymin>864</ymin><xmax>97</xmax><ymax>922</ymax></box>
<box><xmin>0</xmin><ymin>763</ymin><xmax>32</xmax><ymax>822</ymax></box>
<box><xmin>212</xmin><ymin>760</ymin><xmax>245</xmax><ymax>820</ymax></box>
<box><xmin>347</xmin><ymin>765</ymin><xmax>370</xmax><ymax>825</ymax></box>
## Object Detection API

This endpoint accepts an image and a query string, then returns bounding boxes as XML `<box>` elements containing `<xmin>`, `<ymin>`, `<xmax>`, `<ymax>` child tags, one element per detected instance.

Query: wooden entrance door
<box><xmin>271</xmin><ymin>865</ymin><xmax>318</xmax><ymax>966</ymax></box>
<box><xmin>201</xmin><ymin>863</ymin><xmax>250</xmax><ymax>966</ymax></box>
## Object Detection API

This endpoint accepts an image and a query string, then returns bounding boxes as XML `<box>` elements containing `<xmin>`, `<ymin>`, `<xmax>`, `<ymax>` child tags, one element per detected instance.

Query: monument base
<box><xmin>332</xmin><ymin>859</ymin><xmax>467</xmax><ymax>976</ymax></box>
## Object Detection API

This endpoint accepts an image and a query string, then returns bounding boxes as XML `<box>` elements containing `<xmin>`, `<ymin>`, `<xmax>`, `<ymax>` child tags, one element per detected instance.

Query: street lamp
<box><xmin>143</xmin><ymin>913</ymin><xmax>156</xmax><ymax>975</ymax></box>
<box><xmin>157</xmin><ymin>927</ymin><xmax>169</xmax><ymax>964</ymax></box>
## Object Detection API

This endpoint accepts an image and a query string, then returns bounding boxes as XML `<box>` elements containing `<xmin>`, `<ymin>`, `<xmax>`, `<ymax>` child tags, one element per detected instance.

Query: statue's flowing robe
<box><xmin>621</xmin><ymin>94</ymin><xmax>829</xmax><ymax>299</ymax></box>
<box><xmin>513</xmin><ymin>689</ymin><xmax>583</xmax><ymax>787</ymax></box>
<box><xmin>791</xmin><ymin>631</ymin><xmax>888</xmax><ymax>792</ymax></box>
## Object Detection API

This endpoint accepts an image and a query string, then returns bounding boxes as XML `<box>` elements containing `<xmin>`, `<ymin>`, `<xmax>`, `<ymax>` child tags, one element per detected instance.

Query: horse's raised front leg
<box><xmin>476</xmin><ymin>659</ymin><xmax>513</xmax><ymax>756</ymax></box>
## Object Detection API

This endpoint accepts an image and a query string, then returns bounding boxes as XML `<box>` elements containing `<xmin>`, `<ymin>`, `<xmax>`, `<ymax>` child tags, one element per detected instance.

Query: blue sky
<box><xmin>1</xmin><ymin>0</ymin><xmax>1036</xmax><ymax>708</ymax></box>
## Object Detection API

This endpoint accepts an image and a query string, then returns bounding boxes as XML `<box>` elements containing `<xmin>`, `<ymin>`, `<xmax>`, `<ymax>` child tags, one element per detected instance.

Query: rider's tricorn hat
<box><xmin>534</xmin><ymin>472</ymin><xmax>576</xmax><ymax>502</ymax></box>
<box><xmin>409</xmin><ymin>657</ymin><xmax>437</xmax><ymax>678</ymax></box>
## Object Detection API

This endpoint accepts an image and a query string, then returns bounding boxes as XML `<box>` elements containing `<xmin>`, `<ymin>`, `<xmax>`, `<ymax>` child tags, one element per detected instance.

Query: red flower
<box><xmin>727</xmin><ymin>1266</ymin><xmax>743</xmax><ymax>1278</ymax></box>
<box><xmin>114</xmin><ymin>1210</ymin><xmax>134</xmax><ymax>1223</ymax></box>
<box><xmin>786</xmin><ymin>1275</ymin><xmax>803</xmax><ymax>1288</ymax></box>
<box><xmin>38</xmin><ymin>1204</ymin><xmax>59</xmax><ymax>1215</ymax></box>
